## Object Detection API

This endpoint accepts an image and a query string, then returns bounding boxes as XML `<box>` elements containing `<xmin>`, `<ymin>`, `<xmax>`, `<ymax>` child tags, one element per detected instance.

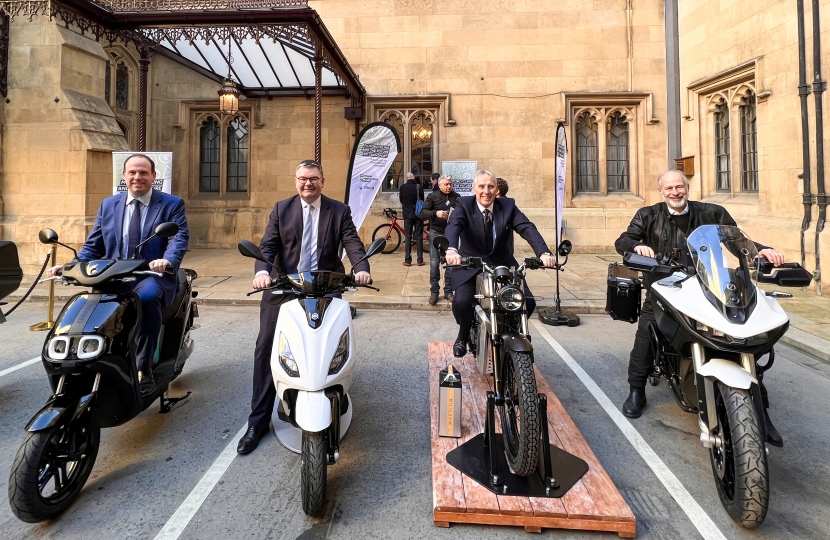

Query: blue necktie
<box><xmin>127</xmin><ymin>199</ymin><xmax>142</xmax><ymax>258</ymax></box>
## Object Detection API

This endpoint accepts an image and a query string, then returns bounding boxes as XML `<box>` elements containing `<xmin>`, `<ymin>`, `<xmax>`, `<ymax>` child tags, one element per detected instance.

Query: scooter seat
<box><xmin>161</xmin><ymin>269</ymin><xmax>188</xmax><ymax>322</ymax></box>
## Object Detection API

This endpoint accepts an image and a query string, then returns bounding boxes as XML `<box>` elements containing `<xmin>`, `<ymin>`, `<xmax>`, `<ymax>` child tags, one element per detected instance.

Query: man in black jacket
<box><xmin>445</xmin><ymin>170</ymin><xmax>555</xmax><ymax>357</ymax></box>
<box><xmin>399</xmin><ymin>172</ymin><xmax>425</xmax><ymax>266</ymax></box>
<box><xmin>615</xmin><ymin>170</ymin><xmax>786</xmax><ymax>446</ymax></box>
<box><xmin>420</xmin><ymin>175</ymin><xmax>461</xmax><ymax>305</ymax></box>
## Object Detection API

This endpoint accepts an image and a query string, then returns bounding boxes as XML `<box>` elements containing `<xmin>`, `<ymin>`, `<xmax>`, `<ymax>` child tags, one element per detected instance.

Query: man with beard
<box><xmin>615</xmin><ymin>171</ymin><xmax>786</xmax><ymax>446</ymax></box>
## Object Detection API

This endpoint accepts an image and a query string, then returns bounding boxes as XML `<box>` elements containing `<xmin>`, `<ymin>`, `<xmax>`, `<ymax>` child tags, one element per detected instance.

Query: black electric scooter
<box><xmin>7</xmin><ymin>224</ymin><xmax>198</xmax><ymax>523</ymax></box>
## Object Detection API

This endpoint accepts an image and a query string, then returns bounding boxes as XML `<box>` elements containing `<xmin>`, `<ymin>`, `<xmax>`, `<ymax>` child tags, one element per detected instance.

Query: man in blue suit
<box><xmin>46</xmin><ymin>154</ymin><xmax>189</xmax><ymax>395</ymax></box>
<box><xmin>444</xmin><ymin>170</ymin><xmax>555</xmax><ymax>357</ymax></box>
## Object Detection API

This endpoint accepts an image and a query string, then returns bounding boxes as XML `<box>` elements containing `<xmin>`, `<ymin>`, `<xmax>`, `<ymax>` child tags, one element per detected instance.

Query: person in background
<box><xmin>496</xmin><ymin>177</ymin><xmax>513</xmax><ymax>253</ymax></box>
<box><xmin>420</xmin><ymin>175</ymin><xmax>461</xmax><ymax>305</ymax></box>
<box><xmin>430</xmin><ymin>172</ymin><xmax>441</xmax><ymax>192</ymax></box>
<box><xmin>399</xmin><ymin>172</ymin><xmax>425</xmax><ymax>267</ymax></box>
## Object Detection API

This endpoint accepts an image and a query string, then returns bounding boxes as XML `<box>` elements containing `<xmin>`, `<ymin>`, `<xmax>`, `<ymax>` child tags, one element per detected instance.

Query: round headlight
<box><xmin>497</xmin><ymin>286</ymin><xmax>524</xmax><ymax>311</ymax></box>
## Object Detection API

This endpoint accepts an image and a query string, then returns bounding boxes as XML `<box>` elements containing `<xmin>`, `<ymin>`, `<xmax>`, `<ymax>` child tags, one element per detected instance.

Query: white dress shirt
<box><xmin>256</xmin><ymin>196</ymin><xmax>321</xmax><ymax>276</ymax></box>
<box><xmin>122</xmin><ymin>189</ymin><xmax>153</xmax><ymax>259</ymax></box>
<box><xmin>666</xmin><ymin>203</ymin><xmax>689</xmax><ymax>215</ymax></box>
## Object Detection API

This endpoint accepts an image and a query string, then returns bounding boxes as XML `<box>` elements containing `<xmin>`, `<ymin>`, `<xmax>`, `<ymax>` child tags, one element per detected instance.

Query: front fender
<box><xmin>501</xmin><ymin>331</ymin><xmax>533</xmax><ymax>354</ymax></box>
<box><xmin>25</xmin><ymin>394</ymin><xmax>80</xmax><ymax>432</ymax></box>
<box><xmin>697</xmin><ymin>358</ymin><xmax>757</xmax><ymax>390</ymax></box>
<box><xmin>293</xmin><ymin>390</ymin><xmax>332</xmax><ymax>433</ymax></box>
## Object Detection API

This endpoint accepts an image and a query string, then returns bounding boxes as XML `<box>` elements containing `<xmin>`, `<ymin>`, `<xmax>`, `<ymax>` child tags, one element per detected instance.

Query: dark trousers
<box><xmin>130</xmin><ymin>276</ymin><xmax>164</xmax><ymax>373</ymax></box>
<box><xmin>429</xmin><ymin>229</ymin><xmax>452</xmax><ymax>295</ymax></box>
<box><xmin>404</xmin><ymin>218</ymin><xmax>424</xmax><ymax>264</ymax></box>
<box><xmin>452</xmin><ymin>278</ymin><xmax>536</xmax><ymax>341</ymax></box>
<box><xmin>629</xmin><ymin>293</ymin><xmax>771</xmax><ymax>409</ymax></box>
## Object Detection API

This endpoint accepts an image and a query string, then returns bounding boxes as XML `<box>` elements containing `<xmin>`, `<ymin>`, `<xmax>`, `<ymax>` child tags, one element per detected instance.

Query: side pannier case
<box><xmin>605</xmin><ymin>262</ymin><xmax>642</xmax><ymax>323</ymax></box>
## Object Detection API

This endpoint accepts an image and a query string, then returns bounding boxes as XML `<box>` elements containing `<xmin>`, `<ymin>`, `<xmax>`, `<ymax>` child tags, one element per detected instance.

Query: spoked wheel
<box><xmin>709</xmin><ymin>382</ymin><xmax>769</xmax><ymax>528</ymax></box>
<box><xmin>371</xmin><ymin>224</ymin><xmax>401</xmax><ymax>254</ymax></box>
<box><xmin>8</xmin><ymin>421</ymin><xmax>100</xmax><ymax>523</ymax></box>
<box><xmin>499</xmin><ymin>349</ymin><xmax>540</xmax><ymax>476</ymax></box>
<box><xmin>301</xmin><ymin>430</ymin><xmax>328</xmax><ymax>517</ymax></box>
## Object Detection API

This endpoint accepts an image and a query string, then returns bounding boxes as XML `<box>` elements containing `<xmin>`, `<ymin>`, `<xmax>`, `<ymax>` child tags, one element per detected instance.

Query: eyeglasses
<box><xmin>296</xmin><ymin>176</ymin><xmax>322</xmax><ymax>184</ymax></box>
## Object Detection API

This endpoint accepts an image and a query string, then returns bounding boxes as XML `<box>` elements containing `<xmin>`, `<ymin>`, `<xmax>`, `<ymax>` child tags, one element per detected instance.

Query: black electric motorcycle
<box><xmin>8</xmin><ymin>224</ymin><xmax>198</xmax><ymax>523</ymax></box>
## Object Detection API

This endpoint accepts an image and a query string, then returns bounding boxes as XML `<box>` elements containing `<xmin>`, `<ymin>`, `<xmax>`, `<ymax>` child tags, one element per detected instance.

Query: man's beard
<box><xmin>663</xmin><ymin>193</ymin><xmax>687</xmax><ymax>210</ymax></box>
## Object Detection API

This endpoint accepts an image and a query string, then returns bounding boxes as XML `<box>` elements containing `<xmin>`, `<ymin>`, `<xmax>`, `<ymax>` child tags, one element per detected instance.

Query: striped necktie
<box><xmin>297</xmin><ymin>205</ymin><xmax>315</xmax><ymax>272</ymax></box>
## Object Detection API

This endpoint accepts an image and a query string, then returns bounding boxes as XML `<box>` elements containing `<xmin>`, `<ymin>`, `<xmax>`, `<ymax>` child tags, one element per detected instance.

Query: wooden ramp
<box><xmin>429</xmin><ymin>341</ymin><xmax>636</xmax><ymax>537</ymax></box>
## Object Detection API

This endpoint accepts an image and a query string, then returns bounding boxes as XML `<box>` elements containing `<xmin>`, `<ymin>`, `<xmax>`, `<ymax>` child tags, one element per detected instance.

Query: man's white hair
<box><xmin>405</xmin><ymin>172</ymin><xmax>415</xmax><ymax>180</ymax></box>
<box><xmin>473</xmin><ymin>169</ymin><xmax>497</xmax><ymax>186</ymax></box>
<box><xmin>439</xmin><ymin>175</ymin><xmax>452</xmax><ymax>185</ymax></box>
<box><xmin>657</xmin><ymin>170</ymin><xmax>689</xmax><ymax>189</ymax></box>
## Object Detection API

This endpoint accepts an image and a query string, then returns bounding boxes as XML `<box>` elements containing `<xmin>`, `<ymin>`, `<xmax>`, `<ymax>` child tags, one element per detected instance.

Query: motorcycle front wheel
<box><xmin>371</xmin><ymin>224</ymin><xmax>401</xmax><ymax>254</ymax></box>
<box><xmin>499</xmin><ymin>349</ymin><xmax>540</xmax><ymax>476</ymax></box>
<box><xmin>709</xmin><ymin>382</ymin><xmax>769</xmax><ymax>528</ymax></box>
<box><xmin>8</xmin><ymin>420</ymin><xmax>100</xmax><ymax>523</ymax></box>
<box><xmin>301</xmin><ymin>430</ymin><xmax>328</xmax><ymax>516</ymax></box>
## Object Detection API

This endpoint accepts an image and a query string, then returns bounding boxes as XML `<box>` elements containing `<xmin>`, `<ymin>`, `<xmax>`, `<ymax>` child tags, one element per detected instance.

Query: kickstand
<box><xmin>159</xmin><ymin>390</ymin><xmax>192</xmax><ymax>413</ymax></box>
<box><xmin>537</xmin><ymin>394</ymin><xmax>559</xmax><ymax>493</ymax></box>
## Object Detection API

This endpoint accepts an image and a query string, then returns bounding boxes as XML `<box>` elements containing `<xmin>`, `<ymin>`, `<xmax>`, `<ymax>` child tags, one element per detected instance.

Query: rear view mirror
<box><xmin>365</xmin><ymin>238</ymin><xmax>386</xmax><ymax>259</ymax></box>
<box><xmin>238</xmin><ymin>240</ymin><xmax>266</xmax><ymax>262</ymax></box>
<box><xmin>557</xmin><ymin>240</ymin><xmax>572</xmax><ymax>257</ymax></box>
<box><xmin>433</xmin><ymin>235</ymin><xmax>449</xmax><ymax>257</ymax></box>
<box><xmin>758</xmin><ymin>263</ymin><xmax>813</xmax><ymax>287</ymax></box>
<box><xmin>39</xmin><ymin>229</ymin><xmax>59</xmax><ymax>244</ymax></box>
<box><xmin>155</xmin><ymin>222</ymin><xmax>179</xmax><ymax>238</ymax></box>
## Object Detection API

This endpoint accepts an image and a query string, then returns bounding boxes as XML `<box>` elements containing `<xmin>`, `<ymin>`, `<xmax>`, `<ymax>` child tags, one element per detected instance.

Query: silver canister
<box><xmin>439</xmin><ymin>364</ymin><xmax>462</xmax><ymax>438</ymax></box>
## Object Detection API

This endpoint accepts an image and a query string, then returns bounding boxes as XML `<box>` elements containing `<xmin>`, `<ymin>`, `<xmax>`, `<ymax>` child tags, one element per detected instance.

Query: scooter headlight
<box><xmin>497</xmin><ymin>286</ymin><xmax>524</xmax><ymax>311</ymax></box>
<box><xmin>328</xmin><ymin>329</ymin><xmax>350</xmax><ymax>375</ymax></box>
<box><xmin>47</xmin><ymin>336</ymin><xmax>70</xmax><ymax>360</ymax></box>
<box><xmin>77</xmin><ymin>336</ymin><xmax>106</xmax><ymax>360</ymax></box>
<box><xmin>278</xmin><ymin>333</ymin><xmax>300</xmax><ymax>377</ymax></box>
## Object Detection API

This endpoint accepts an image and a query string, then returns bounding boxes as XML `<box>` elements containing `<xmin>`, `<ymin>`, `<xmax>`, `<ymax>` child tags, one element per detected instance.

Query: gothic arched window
<box><xmin>115</xmin><ymin>62</ymin><xmax>129</xmax><ymax>110</ymax></box>
<box><xmin>714</xmin><ymin>99</ymin><xmax>731</xmax><ymax>192</ymax></box>
<box><xmin>740</xmin><ymin>92</ymin><xmax>758</xmax><ymax>192</ymax></box>
<box><xmin>227</xmin><ymin>116</ymin><xmax>249</xmax><ymax>193</ymax></box>
<box><xmin>575</xmin><ymin>112</ymin><xmax>599</xmax><ymax>192</ymax></box>
<box><xmin>606</xmin><ymin>112</ymin><xmax>630</xmax><ymax>192</ymax></box>
<box><xmin>199</xmin><ymin>117</ymin><xmax>221</xmax><ymax>192</ymax></box>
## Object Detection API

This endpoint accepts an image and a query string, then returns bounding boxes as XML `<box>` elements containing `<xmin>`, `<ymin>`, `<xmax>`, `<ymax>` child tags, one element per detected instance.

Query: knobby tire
<box><xmin>500</xmin><ymin>350</ymin><xmax>540</xmax><ymax>477</ymax></box>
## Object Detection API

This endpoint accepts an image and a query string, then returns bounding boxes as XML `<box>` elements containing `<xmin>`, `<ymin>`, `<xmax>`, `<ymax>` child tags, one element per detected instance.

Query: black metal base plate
<box><xmin>537</xmin><ymin>308</ymin><xmax>581</xmax><ymax>327</ymax></box>
<box><xmin>446</xmin><ymin>434</ymin><xmax>589</xmax><ymax>498</ymax></box>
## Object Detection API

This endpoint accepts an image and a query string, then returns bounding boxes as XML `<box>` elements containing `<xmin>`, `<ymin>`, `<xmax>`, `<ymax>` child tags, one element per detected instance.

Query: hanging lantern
<box><xmin>413</xmin><ymin>125</ymin><xmax>432</xmax><ymax>143</ymax></box>
<box><xmin>218</xmin><ymin>78</ymin><xmax>240</xmax><ymax>115</ymax></box>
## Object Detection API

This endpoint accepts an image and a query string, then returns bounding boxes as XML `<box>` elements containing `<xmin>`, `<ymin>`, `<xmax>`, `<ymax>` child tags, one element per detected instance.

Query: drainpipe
<box><xmin>812</xmin><ymin>0</ymin><xmax>827</xmax><ymax>294</ymax></box>
<box><xmin>797</xmin><ymin>0</ymin><xmax>813</xmax><ymax>271</ymax></box>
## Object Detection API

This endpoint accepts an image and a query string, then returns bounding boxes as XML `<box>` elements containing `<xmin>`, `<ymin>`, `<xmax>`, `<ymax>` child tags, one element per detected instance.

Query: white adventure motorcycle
<box><xmin>238</xmin><ymin>238</ymin><xmax>385</xmax><ymax>516</ymax></box>
<box><xmin>622</xmin><ymin>224</ymin><xmax>812</xmax><ymax>528</ymax></box>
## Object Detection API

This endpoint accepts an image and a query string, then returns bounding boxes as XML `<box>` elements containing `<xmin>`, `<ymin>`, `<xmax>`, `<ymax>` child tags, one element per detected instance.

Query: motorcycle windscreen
<box><xmin>687</xmin><ymin>225</ymin><xmax>758</xmax><ymax>324</ymax></box>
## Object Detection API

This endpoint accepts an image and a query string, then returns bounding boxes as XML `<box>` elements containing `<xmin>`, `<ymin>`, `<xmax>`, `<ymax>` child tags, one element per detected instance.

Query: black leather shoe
<box><xmin>764</xmin><ymin>408</ymin><xmax>783</xmax><ymax>447</ymax></box>
<box><xmin>138</xmin><ymin>370</ymin><xmax>156</xmax><ymax>397</ymax></box>
<box><xmin>453</xmin><ymin>339</ymin><xmax>468</xmax><ymax>358</ymax></box>
<box><xmin>445</xmin><ymin>293</ymin><xmax>454</xmax><ymax>303</ymax></box>
<box><xmin>428</xmin><ymin>293</ymin><xmax>439</xmax><ymax>306</ymax></box>
<box><xmin>622</xmin><ymin>386</ymin><xmax>647</xmax><ymax>418</ymax></box>
<box><xmin>237</xmin><ymin>426</ymin><xmax>265</xmax><ymax>455</ymax></box>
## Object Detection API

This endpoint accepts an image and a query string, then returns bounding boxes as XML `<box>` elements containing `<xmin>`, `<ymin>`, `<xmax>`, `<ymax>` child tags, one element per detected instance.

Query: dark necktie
<box><xmin>127</xmin><ymin>199</ymin><xmax>142</xmax><ymax>258</ymax></box>
<box><xmin>483</xmin><ymin>208</ymin><xmax>493</xmax><ymax>252</ymax></box>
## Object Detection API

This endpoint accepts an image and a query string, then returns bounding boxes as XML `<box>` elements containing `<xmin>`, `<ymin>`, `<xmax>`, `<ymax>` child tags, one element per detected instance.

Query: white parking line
<box><xmin>531</xmin><ymin>320</ymin><xmax>728</xmax><ymax>540</ymax></box>
<box><xmin>154</xmin><ymin>423</ymin><xmax>248</xmax><ymax>540</ymax></box>
<box><xmin>0</xmin><ymin>357</ymin><xmax>40</xmax><ymax>378</ymax></box>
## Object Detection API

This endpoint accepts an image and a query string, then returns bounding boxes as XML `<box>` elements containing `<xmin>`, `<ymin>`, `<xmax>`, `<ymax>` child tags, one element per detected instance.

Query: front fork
<box><xmin>324</xmin><ymin>391</ymin><xmax>341</xmax><ymax>464</ymax></box>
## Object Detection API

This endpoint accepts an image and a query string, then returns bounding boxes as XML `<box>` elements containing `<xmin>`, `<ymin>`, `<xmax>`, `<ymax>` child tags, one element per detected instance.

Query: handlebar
<box><xmin>382</xmin><ymin>208</ymin><xmax>398</xmax><ymax>219</ymax></box>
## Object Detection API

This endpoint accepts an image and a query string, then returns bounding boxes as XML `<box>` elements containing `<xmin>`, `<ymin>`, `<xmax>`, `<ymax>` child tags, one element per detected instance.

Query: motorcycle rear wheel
<box><xmin>301</xmin><ymin>430</ymin><xmax>328</xmax><ymax>516</ymax></box>
<box><xmin>709</xmin><ymin>382</ymin><xmax>769</xmax><ymax>528</ymax></box>
<box><xmin>371</xmin><ymin>224</ymin><xmax>401</xmax><ymax>254</ymax></box>
<box><xmin>499</xmin><ymin>349</ymin><xmax>540</xmax><ymax>477</ymax></box>
<box><xmin>8</xmin><ymin>421</ymin><xmax>100</xmax><ymax>523</ymax></box>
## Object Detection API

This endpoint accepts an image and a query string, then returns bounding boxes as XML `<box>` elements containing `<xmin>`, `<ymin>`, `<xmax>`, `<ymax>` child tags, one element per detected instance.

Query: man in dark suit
<box><xmin>445</xmin><ymin>170</ymin><xmax>555</xmax><ymax>357</ymax></box>
<box><xmin>46</xmin><ymin>154</ymin><xmax>189</xmax><ymax>396</ymax></box>
<box><xmin>238</xmin><ymin>159</ymin><xmax>372</xmax><ymax>454</ymax></box>
<box><xmin>399</xmin><ymin>172</ymin><xmax>425</xmax><ymax>266</ymax></box>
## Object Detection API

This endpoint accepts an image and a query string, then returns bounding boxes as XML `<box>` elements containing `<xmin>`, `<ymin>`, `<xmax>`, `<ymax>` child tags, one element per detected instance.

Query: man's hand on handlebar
<box><xmin>253</xmin><ymin>273</ymin><xmax>272</xmax><ymax>289</ymax></box>
<box><xmin>45</xmin><ymin>264</ymin><xmax>64</xmax><ymax>278</ymax></box>
<box><xmin>445</xmin><ymin>249</ymin><xmax>461</xmax><ymax>266</ymax></box>
<box><xmin>354</xmin><ymin>271</ymin><xmax>371</xmax><ymax>286</ymax></box>
<box><xmin>149</xmin><ymin>259</ymin><xmax>171</xmax><ymax>273</ymax></box>
<box><xmin>540</xmin><ymin>254</ymin><xmax>556</xmax><ymax>268</ymax></box>
<box><xmin>634</xmin><ymin>245</ymin><xmax>656</xmax><ymax>258</ymax></box>
<box><xmin>758</xmin><ymin>248</ymin><xmax>784</xmax><ymax>267</ymax></box>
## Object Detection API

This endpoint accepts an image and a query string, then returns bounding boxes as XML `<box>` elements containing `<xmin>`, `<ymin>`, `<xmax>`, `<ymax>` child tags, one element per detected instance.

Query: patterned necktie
<box><xmin>127</xmin><ymin>199</ymin><xmax>142</xmax><ymax>258</ymax></box>
<box><xmin>483</xmin><ymin>209</ymin><xmax>493</xmax><ymax>252</ymax></box>
<box><xmin>298</xmin><ymin>205</ymin><xmax>315</xmax><ymax>272</ymax></box>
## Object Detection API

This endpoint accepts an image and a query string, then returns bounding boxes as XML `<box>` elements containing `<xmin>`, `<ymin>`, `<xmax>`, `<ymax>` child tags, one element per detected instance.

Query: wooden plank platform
<box><xmin>429</xmin><ymin>341</ymin><xmax>636</xmax><ymax>537</ymax></box>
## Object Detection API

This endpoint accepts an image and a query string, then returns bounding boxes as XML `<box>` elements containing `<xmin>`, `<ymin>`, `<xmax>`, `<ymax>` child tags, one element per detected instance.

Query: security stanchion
<box><xmin>30</xmin><ymin>243</ymin><xmax>57</xmax><ymax>332</ymax></box>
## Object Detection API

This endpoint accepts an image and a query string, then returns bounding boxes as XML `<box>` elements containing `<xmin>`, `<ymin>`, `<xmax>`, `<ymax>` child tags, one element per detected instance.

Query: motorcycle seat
<box><xmin>161</xmin><ymin>269</ymin><xmax>189</xmax><ymax>322</ymax></box>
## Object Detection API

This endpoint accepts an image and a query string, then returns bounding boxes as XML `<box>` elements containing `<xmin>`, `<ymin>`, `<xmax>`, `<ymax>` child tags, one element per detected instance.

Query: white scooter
<box><xmin>238</xmin><ymin>238</ymin><xmax>385</xmax><ymax>516</ymax></box>
<box><xmin>622</xmin><ymin>224</ymin><xmax>812</xmax><ymax>528</ymax></box>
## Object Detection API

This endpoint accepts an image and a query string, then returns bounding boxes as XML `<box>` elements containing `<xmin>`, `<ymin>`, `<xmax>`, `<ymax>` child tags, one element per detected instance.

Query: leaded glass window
<box><xmin>105</xmin><ymin>62</ymin><xmax>111</xmax><ymax>105</ymax></box>
<box><xmin>606</xmin><ymin>112</ymin><xmax>630</xmax><ymax>192</ymax></box>
<box><xmin>575</xmin><ymin>112</ymin><xmax>599</xmax><ymax>192</ymax></box>
<box><xmin>227</xmin><ymin>117</ymin><xmax>249</xmax><ymax>192</ymax></box>
<box><xmin>199</xmin><ymin>117</ymin><xmax>221</xmax><ymax>192</ymax></box>
<box><xmin>714</xmin><ymin>100</ymin><xmax>731</xmax><ymax>192</ymax></box>
<box><xmin>740</xmin><ymin>92</ymin><xmax>758</xmax><ymax>193</ymax></box>
<box><xmin>410</xmin><ymin>112</ymin><xmax>434</xmax><ymax>189</ymax></box>
<box><xmin>381</xmin><ymin>112</ymin><xmax>404</xmax><ymax>192</ymax></box>
<box><xmin>115</xmin><ymin>62</ymin><xmax>129</xmax><ymax>110</ymax></box>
